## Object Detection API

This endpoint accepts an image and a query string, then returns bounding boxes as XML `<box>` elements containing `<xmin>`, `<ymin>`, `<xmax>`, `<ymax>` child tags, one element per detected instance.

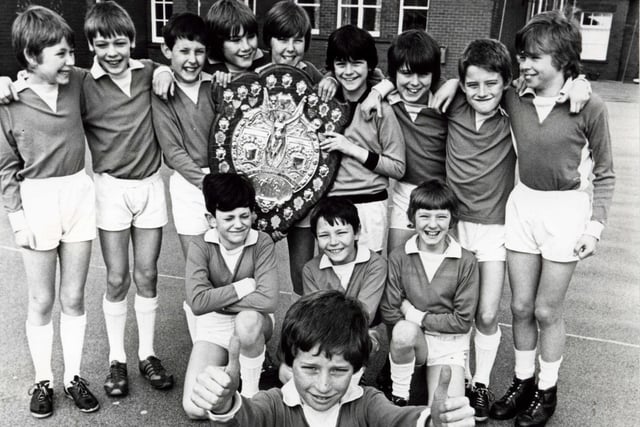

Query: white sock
<box><xmin>239</xmin><ymin>348</ymin><xmax>265</xmax><ymax>398</ymax></box>
<box><xmin>183</xmin><ymin>300</ymin><xmax>197</xmax><ymax>343</ymax></box>
<box><xmin>514</xmin><ymin>348</ymin><xmax>536</xmax><ymax>380</ymax></box>
<box><xmin>103</xmin><ymin>296</ymin><xmax>127</xmax><ymax>363</ymax></box>
<box><xmin>538</xmin><ymin>356</ymin><xmax>562</xmax><ymax>390</ymax></box>
<box><xmin>390</xmin><ymin>356</ymin><xmax>415</xmax><ymax>399</ymax></box>
<box><xmin>135</xmin><ymin>294</ymin><xmax>158</xmax><ymax>361</ymax></box>
<box><xmin>473</xmin><ymin>328</ymin><xmax>502</xmax><ymax>386</ymax></box>
<box><xmin>60</xmin><ymin>312</ymin><xmax>87</xmax><ymax>386</ymax></box>
<box><xmin>26</xmin><ymin>320</ymin><xmax>54</xmax><ymax>386</ymax></box>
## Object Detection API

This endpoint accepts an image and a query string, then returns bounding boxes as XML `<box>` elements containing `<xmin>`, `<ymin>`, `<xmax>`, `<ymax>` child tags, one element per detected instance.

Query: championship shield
<box><xmin>208</xmin><ymin>64</ymin><xmax>349</xmax><ymax>237</ymax></box>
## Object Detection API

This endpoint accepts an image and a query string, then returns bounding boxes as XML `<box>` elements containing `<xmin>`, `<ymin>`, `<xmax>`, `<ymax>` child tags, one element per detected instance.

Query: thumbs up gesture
<box><xmin>429</xmin><ymin>366</ymin><xmax>475</xmax><ymax>427</ymax></box>
<box><xmin>191</xmin><ymin>336</ymin><xmax>242</xmax><ymax>415</ymax></box>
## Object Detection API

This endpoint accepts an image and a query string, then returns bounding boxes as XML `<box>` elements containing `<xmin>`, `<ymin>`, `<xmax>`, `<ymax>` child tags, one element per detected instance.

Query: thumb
<box><xmin>225</xmin><ymin>335</ymin><xmax>241</xmax><ymax>381</ymax></box>
<box><xmin>11</xmin><ymin>84</ymin><xmax>19</xmax><ymax>101</ymax></box>
<box><xmin>433</xmin><ymin>365</ymin><xmax>452</xmax><ymax>402</ymax></box>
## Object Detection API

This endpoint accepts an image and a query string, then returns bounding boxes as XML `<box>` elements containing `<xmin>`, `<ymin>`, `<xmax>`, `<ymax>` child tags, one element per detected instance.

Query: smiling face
<box><xmin>270</xmin><ymin>35</ymin><xmax>305</xmax><ymax>67</ymax></box>
<box><xmin>209</xmin><ymin>207</ymin><xmax>253</xmax><ymax>250</ymax></box>
<box><xmin>333</xmin><ymin>58</ymin><xmax>369</xmax><ymax>101</ymax></box>
<box><xmin>163</xmin><ymin>37</ymin><xmax>206</xmax><ymax>84</ymax></box>
<box><xmin>461</xmin><ymin>65</ymin><xmax>506</xmax><ymax>115</ymax></box>
<box><xmin>413</xmin><ymin>208</ymin><xmax>451</xmax><ymax>253</ymax></box>
<box><xmin>517</xmin><ymin>50</ymin><xmax>565</xmax><ymax>97</ymax></box>
<box><xmin>395</xmin><ymin>64</ymin><xmax>432</xmax><ymax>105</ymax></box>
<box><xmin>90</xmin><ymin>33</ymin><xmax>132</xmax><ymax>77</ymax></box>
<box><xmin>315</xmin><ymin>217</ymin><xmax>359</xmax><ymax>266</ymax></box>
<box><xmin>223</xmin><ymin>28</ymin><xmax>258</xmax><ymax>72</ymax></box>
<box><xmin>28</xmin><ymin>38</ymin><xmax>75</xmax><ymax>85</ymax></box>
<box><xmin>292</xmin><ymin>346</ymin><xmax>354</xmax><ymax>412</ymax></box>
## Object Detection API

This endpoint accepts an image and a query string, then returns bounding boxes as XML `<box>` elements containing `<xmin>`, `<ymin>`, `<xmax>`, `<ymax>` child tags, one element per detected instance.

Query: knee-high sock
<box><xmin>390</xmin><ymin>356</ymin><xmax>415</xmax><ymax>400</ymax></box>
<box><xmin>134</xmin><ymin>294</ymin><xmax>158</xmax><ymax>360</ymax></box>
<box><xmin>60</xmin><ymin>312</ymin><xmax>87</xmax><ymax>386</ymax></box>
<box><xmin>239</xmin><ymin>347</ymin><xmax>265</xmax><ymax>398</ymax></box>
<box><xmin>473</xmin><ymin>328</ymin><xmax>502</xmax><ymax>386</ymax></box>
<box><xmin>26</xmin><ymin>320</ymin><xmax>54</xmax><ymax>386</ymax></box>
<box><xmin>514</xmin><ymin>348</ymin><xmax>536</xmax><ymax>380</ymax></box>
<box><xmin>538</xmin><ymin>356</ymin><xmax>562</xmax><ymax>390</ymax></box>
<box><xmin>103</xmin><ymin>296</ymin><xmax>127</xmax><ymax>363</ymax></box>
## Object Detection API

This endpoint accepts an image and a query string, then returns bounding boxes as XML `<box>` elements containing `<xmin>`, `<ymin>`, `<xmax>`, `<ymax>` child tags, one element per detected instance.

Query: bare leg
<box><xmin>507</xmin><ymin>250</ymin><xmax>541</xmax><ymax>351</ymax></box>
<box><xmin>287</xmin><ymin>227</ymin><xmax>315</xmax><ymax>296</ymax></box>
<box><xmin>182</xmin><ymin>341</ymin><xmax>228</xmax><ymax>419</ymax></box>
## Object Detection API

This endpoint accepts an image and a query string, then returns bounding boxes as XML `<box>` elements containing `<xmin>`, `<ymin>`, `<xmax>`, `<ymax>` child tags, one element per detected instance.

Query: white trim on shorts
<box><xmin>354</xmin><ymin>199</ymin><xmax>388</xmax><ymax>252</ymax></box>
<box><xmin>425</xmin><ymin>331</ymin><xmax>470</xmax><ymax>367</ymax></box>
<box><xmin>456</xmin><ymin>220</ymin><xmax>506</xmax><ymax>262</ymax></box>
<box><xmin>169</xmin><ymin>169</ymin><xmax>209</xmax><ymax>236</ymax></box>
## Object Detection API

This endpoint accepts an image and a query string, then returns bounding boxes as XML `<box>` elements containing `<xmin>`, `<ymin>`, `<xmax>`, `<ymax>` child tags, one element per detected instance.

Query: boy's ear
<box><xmin>87</xmin><ymin>41</ymin><xmax>94</xmax><ymax>53</ymax></box>
<box><xmin>205</xmin><ymin>212</ymin><xmax>216</xmax><ymax>229</ymax></box>
<box><xmin>160</xmin><ymin>44</ymin><xmax>172</xmax><ymax>60</ymax></box>
<box><xmin>458</xmin><ymin>79</ymin><xmax>466</xmax><ymax>93</ymax></box>
<box><xmin>23</xmin><ymin>49</ymin><xmax>38</xmax><ymax>69</ymax></box>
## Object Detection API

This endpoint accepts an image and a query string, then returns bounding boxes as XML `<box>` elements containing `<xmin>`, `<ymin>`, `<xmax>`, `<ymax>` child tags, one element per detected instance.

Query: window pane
<box><xmin>341</xmin><ymin>0</ymin><xmax>359</xmax><ymax>5</ymax></box>
<box><xmin>156</xmin><ymin>3</ymin><xmax>164</xmax><ymax>19</ymax></box>
<box><xmin>402</xmin><ymin>10</ymin><xmax>428</xmax><ymax>31</ymax></box>
<box><xmin>363</xmin><ymin>0</ymin><xmax>380</xmax><ymax>5</ymax></box>
<box><xmin>362</xmin><ymin>8</ymin><xmax>380</xmax><ymax>32</ymax></box>
<box><xmin>404</xmin><ymin>0</ymin><xmax>429</xmax><ymax>6</ymax></box>
<box><xmin>166</xmin><ymin>4</ymin><xmax>173</xmax><ymax>19</ymax></box>
<box><xmin>302</xmin><ymin>6</ymin><xmax>319</xmax><ymax>29</ymax></box>
<box><xmin>341</xmin><ymin>8</ymin><xmax>358</xmax><ymax>26</ymax></box>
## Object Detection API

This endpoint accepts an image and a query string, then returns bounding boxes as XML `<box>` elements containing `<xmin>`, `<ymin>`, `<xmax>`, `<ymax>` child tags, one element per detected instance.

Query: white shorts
<box><xmin>425</xmin><ymin>331</ymin><xmax>470</xmax><ymax>367</ymax></box>
<box><xmin>169</xmin><ymin>170</ymin><xmax>209</xmax><ymax>235</ymax></box>
<box><xmin>354</xmin><ymin>199</ymin><xmax>388</xmax><ymax>252</ymax></box>
<box><xmin>20</xmin><ymin>171</ymin><xmax>96</xmax><ymax>250</ymax></box>
<box><xmin>95</xmin><ymin>171</ymin><xmax>168</xmax><ymax>231</ymax></box>
<box><xmin>389</xmin><ymin>181</ymin><xmax>416</xmax><ymax>230</ymax></box>
<box><xmin>505</xmin><ymin>183</ymin><xmax>590</xmax><ymax>262</ymax></box>
<box><xmin>456</xmin><ymin>221</ymin><xmax>506</xmax><ymax>262</ymax></box>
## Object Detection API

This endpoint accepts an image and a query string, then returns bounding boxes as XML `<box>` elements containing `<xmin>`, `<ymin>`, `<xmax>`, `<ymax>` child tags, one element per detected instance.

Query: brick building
<box><xmin>0</xmin><ymin>0</ymin><xmax>637</xmax><ymax>82</ymax></box>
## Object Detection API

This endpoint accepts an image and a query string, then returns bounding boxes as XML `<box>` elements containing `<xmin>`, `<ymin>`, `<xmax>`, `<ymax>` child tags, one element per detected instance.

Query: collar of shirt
<box><xmin>90</xmin><ymin>57</ymin><xmax>144</xmax><ymax>80</ymax></box>
<box><xmin>13</xmin><ymin>74</ymin><xmax>30</xmax><ymax>93</ymax></box>
<box><xmin>318</xmin><ymin>243</ymin><xmax>371</xmax><ymax>270</ymax></box>
<box><xmin>281</xmin><ymin>378</ymin><xmax>364</xmax><ymax>409</ymax></box>
<box><xmin>518</xmin><ymin>77</ymin><xmax>573</xmax><ymax>102</ymax></box>
<box><xmin>404</xmin><ymin>234</ymin><xmax>462</xmax><ymax>259</ymax></box>
<box><xmin>387</xmin><ymin>90</ymin><xmax>433</xmax><ymax>110</ymax></box>
<box><xmin>203</xmin><ymin>228</ymin><xmax>259</xmax><ymax>248</ymax></box>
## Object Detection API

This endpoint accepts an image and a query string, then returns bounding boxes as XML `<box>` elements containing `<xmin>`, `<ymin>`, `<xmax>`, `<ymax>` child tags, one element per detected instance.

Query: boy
<box><xmin>191</xmin><ymin>290</ymin><xmax>475</xmax><ymax>426</ymax></box>
<box><xmin>152</xmin><ymin>13</ymin><xmax>213</xmax><ymax>258</ymax></box>
<box><xmin>492</xmin><ymin>11</ymin><xmax>615</xmax><ymax>426</ymax></box>
<box><xmin>82</xmin><ymin>1</ymin><xmax>174</xmax><ymax>397</ymax></box>
<box><xmin>446</xmin><ymin>38</ymin><xmax>515</xmax><ymax>422</ymax></box>
<box><xmin>380</xmin><ymin>180</ymin><xmax>479</xmax><ymax>407</ymax></box>
<box><xmin>183</xmin><ymin>173</ymin><xmax>279</xmax><ymax>418</ymax></box>
<box><xmin>0</xmin><ymin>6</ymin><xmax>99</xmax><ymax>417</ymax></box>
<box><xmin>320</xmin><ymin>25</ymin><xmax>405</xmax><ymax>253</ymax></box>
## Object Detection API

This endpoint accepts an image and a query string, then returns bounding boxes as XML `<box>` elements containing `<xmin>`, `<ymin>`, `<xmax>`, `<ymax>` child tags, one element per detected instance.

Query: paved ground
<box><xmin>0</xmin><ymin>81</ymin><xmax>637</xmax><ymax>426</ymax></box>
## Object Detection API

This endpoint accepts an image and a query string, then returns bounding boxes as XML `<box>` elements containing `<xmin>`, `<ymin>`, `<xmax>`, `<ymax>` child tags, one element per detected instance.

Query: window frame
<box><xmin>150</xmin><ymin>0</ymin><xmax>173</xmax><ymax>44</ymax></box>
<box><xmin>336</xmin><ymin>0</ymin><xmax>382</xmax><ymax>37</ymax></box>
<box><xmin>296</xmin><ymin>0</ymin><xmax>321</xmax><ymax>35</ymax></box>
<box><xmin>398</xmin><ymin>0</ymin><xmax>430</xmax><ymax>33</ymax></box>
<box><xmin>579</xmin><ymin>11</ymin><xmax>613</xmax><ymax>61</ymax></box>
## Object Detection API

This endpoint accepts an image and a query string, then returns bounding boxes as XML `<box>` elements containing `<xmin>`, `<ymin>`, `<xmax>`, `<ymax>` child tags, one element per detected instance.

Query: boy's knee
<box><xmin>534</xmin><ymin>304</ymin><xmax>562</xmax><ymax>326</ymax></box>
<box><xmin>235</xmin><ymin>311</ymin><xmax>264</xmax><ymax>343</ymax></box>
<box><xmin>390</xmin><ymin>320</ymin><xmax>419</xmax><ymax>349</ymax></box>
<box><xmin>59</xmin><ymin>290</ymin><xmax>84</xmax><ymax>314</ymax></box>
<box><xmin>511</xmin><ymin>300</ymin><xmax>534</xmax><ymax>320</ymax></box>
<box><xmin>133</xmin><ymin>265</ymin><xmax>158</xmax><ymax>288</ymax></box>
<box><xmin>28</xmin><ymin>294</ymin><xmax>54</xmax><ymax>316</ymax></box>
<box><xmin>106</xmin><ymin>270</ymin><xmax>130</xmax><ymax>294</ymax></box>
<box><xmin>476</xmin><ymin>310</ymin><xmax>499</xmax><ymax>329</ymax></box>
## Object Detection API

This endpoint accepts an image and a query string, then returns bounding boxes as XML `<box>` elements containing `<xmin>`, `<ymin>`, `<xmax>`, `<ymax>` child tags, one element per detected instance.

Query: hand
<box><xmin>14</xmin><ymin>229</ymin><xmax>36</xmax><ymax>249</ymax></box>
<box><xmin>317</xmin><ymin>76</ymin><xmax>338</xmax><ymax>102</ymax></box>
<box><xmin>368</xmin><ymin>329</ymin><xmax>381</xmax><ymax>353</ymax></box>
<box><xmin>400</xmin><ymin>299</ymin><xmax>413</xmax><ymax>316</ymax></box>
<box><xmin>320</xmin><ymin>131</ymin><xmax>353</xmax><ymax>155</ymax></box>
<box><xmin>430</xmin><ymin>79</ymin><xmax>458</xmax><ymax>113</ymax></box>
<box><xmin>191</xmin><ymin>336</ymin><xmax>241</xmax><ymax>415</ymax></box>
<box><xmin>564</xmin><ymin>77</ymin><xmax>591</xmax><ymax>114</ymax></box>
<box><xmin>270</xmin><ymin>230</ymin><xmax>288</xmax><ymax>242</ymax></box>
<box><xmin>430</xmin><ymin>366</ymin><xmax>475</xmax><ymax>427</ymax></box>
<box><xmin>360</xmin><ymin>89</ymin><xmax>383</xmax><ymax>121</ymax></box>
<box><xmin>511</xmin><ymin>75</ymin><xmax>526</xmax><ymax>93</ymax></box>
<box><xmin>573</xmin><ymin>234</ymin><xmax>598</xmax><ymax>260</ymax></box>
<box><xmin>152</xmin><ymin>70</ymin><xmax>174</xmax><ymax>101</ymax></box>
<box><xmin>0</xmin><ymin>76</ymin><xmax>19</xmax><ymax>104</ymax></box>
<box><xmin>212</xmin><ymin>71</ymin><xmax>233</xmax><ymax>88</ymax></box>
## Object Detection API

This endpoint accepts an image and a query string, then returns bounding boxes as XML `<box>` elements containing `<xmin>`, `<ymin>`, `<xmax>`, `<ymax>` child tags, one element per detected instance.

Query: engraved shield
<box><xmin>209</xmin><ymin>64</ymin><xmax>349</xmax><ymax>237</ymax></box>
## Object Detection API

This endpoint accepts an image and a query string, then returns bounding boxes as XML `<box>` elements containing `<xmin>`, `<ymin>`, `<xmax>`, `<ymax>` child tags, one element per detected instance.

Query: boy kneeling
<box><xmin>192</xmin><ymin>290</ymin><xmax>474</xmax><ymax>426</ymax></box>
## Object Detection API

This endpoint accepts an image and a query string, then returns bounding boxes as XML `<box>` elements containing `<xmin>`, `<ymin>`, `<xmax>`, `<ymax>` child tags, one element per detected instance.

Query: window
<box><xmin>337</xmin><ymin>0</ymin><xmax>382</xmax><ymax>37</ymax></box>
<box><xmin>580</xmin><ymin>12</ymin><xmax>612</xmax><ymax>61</ymax></box>
<box><xmin>151</xmin><ymin>0</ymin><xmax>173</xmax><ymax>43</ymax></box>
<box><xmin>297</xmin><ymin>0</ymin><xmax>321</xmax><ymax>35</ymax></box>
<box><xmin>399</xmin><ymin>0</ymin><xmax>429</xmax><ymax>32</ymax></box>
<box><xmin>242</xmin><ymin>0</ymin><xmax>256</xmax><ymax>14</ymax></box>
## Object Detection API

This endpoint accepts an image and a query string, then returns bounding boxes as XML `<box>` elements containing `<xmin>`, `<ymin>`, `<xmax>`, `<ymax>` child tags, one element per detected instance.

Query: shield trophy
<box><xmin>208</xmin><ymin>64</ymin><xmax>350</xmax><ymax>237</ymax></box>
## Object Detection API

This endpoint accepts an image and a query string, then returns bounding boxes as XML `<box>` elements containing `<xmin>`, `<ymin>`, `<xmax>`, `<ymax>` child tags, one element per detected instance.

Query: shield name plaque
<box><xmin>209</xmin><ymin>64</ymin><xmax>350</xmax><ymax>237</ymax></box>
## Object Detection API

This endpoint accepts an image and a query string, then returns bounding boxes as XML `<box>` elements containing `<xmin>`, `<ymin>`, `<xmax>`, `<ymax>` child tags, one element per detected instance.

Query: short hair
<box><xmin>84</xmin><ymin>0</ymin><xmax>136</xmax><ymax>44</ymax></box>
<box><xmin>515</xmin><ymin>9</ymin><xmax>581</xmax><ymax>79</ymax></box>
<box><xmin>407</xmin><ymin>180</ymin><xmax>459</xmax><ymax>228</ymax></box>
<box><xmin>263</xmin><ymin>1</ymin><xmax>311</xmax><ymax>52</ymax></box>
<box><xmin>206</xmin><ymin>0</ymin><xmax>258</xmax><ymax>63</ymax></box>
<box><xmin>280</xmin><ymin>290</ymin><xmax>370</xmax><ymax>371</ymax></box>
<box><xmin>309</xmin><ymin>197</ymin><xmax>360</xmax><ymax>238</ymax></box>
<box><xmin>458</xmin><ymin>38</ymin><xmax>512</xmax><ymax>85</ymax></box>
<box><xmin>202</xmin><ymin>173</ymin><xmax>256</xmax><ymax>213</ymax></box>
<box><xmin>162</xmin><ymin>13</ymin><xmax>207</xmax><ymax>50</ymax></box>
<box><xmin>387</xmin><ymin>30</ymin><xmax>440</xmax><ymax>84</ymax></box>
<box><xmin>12</xmin><ymin>6</ymin><xmax>75</xmax><ymax>70</ymax></box>
<box><xmin>325</xmin><ymin>25</ymin><xmax>377</xmax><ymax>73</ymax></box>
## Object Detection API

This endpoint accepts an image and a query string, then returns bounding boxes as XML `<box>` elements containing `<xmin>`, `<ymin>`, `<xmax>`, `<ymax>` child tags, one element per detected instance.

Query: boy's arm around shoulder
<box><xmin>224</xmin><ymin>233</ymin><xmax>279</xmax><ymax>313</ymax></box>
<box><xmin>379</xmin><ymin>249</ymin><xmax>407</xmax><ymax>326</ymax></box>
<box><xmin>370</xmin><ymin>101</ymin><xmax>406</xmax><ymax>179</ymax></box>
<box><xmin>151</xmin><ymin>93</ymin><xmax>206</xmax><ymax>188</ymax></box>
<box><xmin>185</xmin><ymin>237</ymin><xmax>247</xmax><ymax>315</ymax></box>
<box><xmin>301</xmin><ymin>258</ymin><xmax>320</xmax><ymax>295</ymax></box>
<box><xmin>357</xmin><ymin>252</ymin><xmax>387</xmax><ymax>324</ymax></box>
<box><xmin>420</xmin><ymin>251</ymin><xmax>479</xmax><ymax>334</ymax></box>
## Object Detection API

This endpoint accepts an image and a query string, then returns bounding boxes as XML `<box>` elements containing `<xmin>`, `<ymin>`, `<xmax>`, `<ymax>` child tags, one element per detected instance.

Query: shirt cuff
<box><xmin>405</xmin><ymin>306</ymin><xmax>426</xmax><ymax>326</ymax></box>
<box><xmin>8</xmin><ymin>210</ymin><xmax>27</xmax><ymax>232</ymax></box>
<box><xmin>153</xmin><ymin>65</ymin><xmax>172</xmax><ymax>78</ymax></box>
<box><xmin>417</xmin><ymin>406</ymin><xmax>431</xmax><ymax>427</ymax></box>
<box><xmin>233</xmin><ymin>278</ymin><xmax>256</xmax><ymax>299</ymax></box>
<box><xmin>363</xmin><ymin>151</ymin><xmax>379</xmax><ymax>170</ymax></box>
<box><xmin>584</xmin><ymin>220</ymin><xmax>604</xmax><ymax>240</ymax></box>
<box><xmin>206</xmin><ymin>391</ymin><xmax>242</xmax><ymax>422</ymax></box>
<box><xmin>373</xmin><ymin>79</ymin><xmax>395</xmax><ymax>98</ymax></box>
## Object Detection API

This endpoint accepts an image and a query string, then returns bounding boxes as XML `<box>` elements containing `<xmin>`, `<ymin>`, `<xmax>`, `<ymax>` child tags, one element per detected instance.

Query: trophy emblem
<box><xmin>209</xmin><ymin>64</ymin><xmax>349</xmax><ymax>236</ymax></box>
